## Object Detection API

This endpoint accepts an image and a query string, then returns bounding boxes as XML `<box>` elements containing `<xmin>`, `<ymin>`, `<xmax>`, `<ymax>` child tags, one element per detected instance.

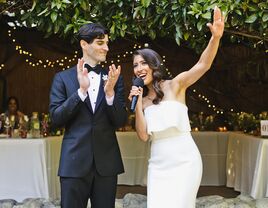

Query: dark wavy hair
<box><xmin>133</xmin><ymin>48</ymin><xmax>168</xmax><ymax>104</ymax></box>
<box><xmin>77</xmin><ymin>23</ymin><xmax>108</xmax><ymax>44</ymax></box>
<box><xmin>7</xmin><ymin>96</ymin><xmax>19</xmax><ymax>111</ymax></box>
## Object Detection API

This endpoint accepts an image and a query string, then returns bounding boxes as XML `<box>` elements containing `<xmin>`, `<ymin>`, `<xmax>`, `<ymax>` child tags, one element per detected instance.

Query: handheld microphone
<box><xmin>130</xmin><ymin>77</ymin><xmax>144</xmax><ymax>112</ymax></box>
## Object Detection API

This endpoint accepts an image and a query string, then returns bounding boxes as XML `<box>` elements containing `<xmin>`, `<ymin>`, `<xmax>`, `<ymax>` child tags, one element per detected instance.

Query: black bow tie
<box><xmin>84</xmin><ymin>64</ymin><xmax>102</xmax><ymax>74</ymax></box>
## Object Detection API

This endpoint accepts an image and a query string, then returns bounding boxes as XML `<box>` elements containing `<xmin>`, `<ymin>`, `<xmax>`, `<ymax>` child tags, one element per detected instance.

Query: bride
<box><xmin>128</xmin><ymin>6</ymin><xmax>224</xmax><ymax>208</ymax></box>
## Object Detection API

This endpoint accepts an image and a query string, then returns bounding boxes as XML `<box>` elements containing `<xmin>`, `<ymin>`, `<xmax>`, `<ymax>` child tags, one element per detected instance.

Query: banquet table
<box><xmin>116</xmin><ymin>132</ymin><xmax>150</xmax><ymax>186</ymax></box>
<box><xmin>226</xmin><ymin>132</ymin><xmax>268</xmax><ymax>199</ymax></box>
<box><xmin>192</xmin><ymin>132</ymin><xmax>229</xmax><ymax>186</ymax></box>
<box><xmin>0</xmin><ymin>132</ymin><xmax>229</xmax><ymax>201</ymax></box>
<box><xmin>0</xmin><ymin>136</ymin><xmax>62</xmax><ymax>202</ymax></box>
<box><xmin>3</xmin><ymin>131</ymin><xmax>266</xmax><ymax>201</ymax></box>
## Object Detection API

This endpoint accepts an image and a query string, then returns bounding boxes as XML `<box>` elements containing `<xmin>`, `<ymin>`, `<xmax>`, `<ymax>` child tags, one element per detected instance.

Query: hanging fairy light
<box><xmin>0</xmin><ymin>64</ymin><xmax>5</xmax><ymax>70</ymax></box>
<box><xmin>191</xmin><ymin>88</ymin><xmax>226</xmax><ymax>114</ymax></box>
<box><xmin>7</xmin><ymin>27</ymin><xmax>78</xmax><ymax>70</ymax></box>
<box><xmin>6</xmin><ymin>28</ymin><xmax>236</xmax><ymax>114</ymax></box>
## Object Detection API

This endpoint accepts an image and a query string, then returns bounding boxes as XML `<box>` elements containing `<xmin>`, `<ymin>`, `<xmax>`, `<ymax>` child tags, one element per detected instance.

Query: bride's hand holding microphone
<box><xmin>128</xmin><ymin>77</ymin><xmax>144</xmax><ymax>112</ymax></box>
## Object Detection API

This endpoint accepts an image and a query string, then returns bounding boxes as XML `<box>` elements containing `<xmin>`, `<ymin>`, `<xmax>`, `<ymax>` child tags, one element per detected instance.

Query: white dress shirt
<box><xmin>78</xmin><ymin>70</ymin><xmax>114</xmax><ymax>112</ymax></box>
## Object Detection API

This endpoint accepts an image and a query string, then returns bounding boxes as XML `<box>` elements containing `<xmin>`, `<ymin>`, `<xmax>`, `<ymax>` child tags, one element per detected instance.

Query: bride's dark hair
<box><xmin>133</xmin><ymin>48</ymin><xmax>168</xmax><ymax>104</ymax></box>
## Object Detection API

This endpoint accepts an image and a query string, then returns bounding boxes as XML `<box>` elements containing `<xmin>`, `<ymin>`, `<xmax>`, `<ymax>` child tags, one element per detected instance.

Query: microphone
<box><xmin>130</xmin><ymin>77</ymin><xmax>144</xmax><ymax>112</ymax></box>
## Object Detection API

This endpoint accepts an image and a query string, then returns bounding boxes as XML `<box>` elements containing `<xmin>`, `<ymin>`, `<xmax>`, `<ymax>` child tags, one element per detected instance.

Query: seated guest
<box><xmin>5</xmin><ymin>96</ymin><xmax>24</xmax><ymax>129</ymax></box>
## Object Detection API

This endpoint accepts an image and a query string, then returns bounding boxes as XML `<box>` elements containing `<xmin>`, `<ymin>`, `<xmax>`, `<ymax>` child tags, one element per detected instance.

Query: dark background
<box><xmin>0</xmin><ymin>20</ymin><xmax>267</xmax><ymax>116</ymax></box>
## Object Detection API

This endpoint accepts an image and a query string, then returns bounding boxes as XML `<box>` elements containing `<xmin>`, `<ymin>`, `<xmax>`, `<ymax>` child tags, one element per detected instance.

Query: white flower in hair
<box><xmin>102</xmin><ymin>74</ymin><xmax>108</xmax><ymax>81</ymax></box>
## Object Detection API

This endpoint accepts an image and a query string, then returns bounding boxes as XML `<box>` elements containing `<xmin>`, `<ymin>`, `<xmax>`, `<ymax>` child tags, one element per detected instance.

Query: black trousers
<box><xmin>60</xmin><ymin>167</ymin><xmax>117</xmax><ymax>208</ymax></box>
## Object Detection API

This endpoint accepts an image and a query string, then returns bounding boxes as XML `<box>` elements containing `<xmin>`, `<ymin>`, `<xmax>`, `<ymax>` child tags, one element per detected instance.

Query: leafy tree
<box><xmin>1</xmin><ymin>0</ymin><xmax>267</xmax><ymax>52</ymax></box>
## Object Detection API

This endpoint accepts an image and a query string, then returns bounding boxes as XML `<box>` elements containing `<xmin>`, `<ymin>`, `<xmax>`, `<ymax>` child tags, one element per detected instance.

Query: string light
<box><xmin>0</xmin><ymin>64</ymin><xmax>5</xmax><ymax>70</ymax></box>
<box><xmin>4</xmin><ymin>28</ymin><xmax>237</xmax><ymax>113</ymax></box>
<box><xmin>7</xmin><ymin>27</ymin><xmax>78</xmax><ymax>70</ymax></box>
<box><xmin>191</xmin><ymin>88</ymin><xmax>227</xmax><ymax>114</ymax></box>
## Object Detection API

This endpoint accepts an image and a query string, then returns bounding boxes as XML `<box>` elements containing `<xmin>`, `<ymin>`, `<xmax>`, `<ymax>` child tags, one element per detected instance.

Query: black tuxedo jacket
<box><xmin>49</xmin><ymin>66</ymin><xmax>127</xmax><ymax>177</ymax></box>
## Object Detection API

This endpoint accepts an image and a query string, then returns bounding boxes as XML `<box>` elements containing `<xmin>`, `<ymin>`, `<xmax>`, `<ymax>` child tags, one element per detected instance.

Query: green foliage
<box><xmin>238</xmin><ymin>112</ymin><xmax>259</xmax><ymax>133</ymax></box>
<box><xmin>8</xmin><ymin>0</ymin><xmax>268</xmax><ymax>52</ymax></box>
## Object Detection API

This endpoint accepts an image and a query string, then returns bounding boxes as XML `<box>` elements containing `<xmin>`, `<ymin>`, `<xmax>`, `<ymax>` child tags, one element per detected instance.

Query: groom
<box><xmin>49</xmin><ymin>23</ymin><xmax>127</xmax><ymax>208</ymax></box>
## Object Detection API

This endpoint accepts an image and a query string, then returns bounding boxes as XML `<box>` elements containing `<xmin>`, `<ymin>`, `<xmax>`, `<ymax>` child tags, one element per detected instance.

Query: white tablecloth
<box><xmin>3</xmin><ymin>132</ymin><xmax>266</xmax><ymax>201</ymax></box>
<box><xmin>226</xmin><ymin>132</ymin><xmax>268</xmax><ymax>199</ymax></box>
<box><xmin>45</xmin><ymin>136</ymin><xmax>62</xmax><ymax>200</ymax></box>
<box><xmin>116</xmin><ymin>132</ymin><xmax>150</xmax><ymax>185</ymax></box>
<box><xmin>192</xmin><ymin>132</ymin><xmax>229</xmax><ymax>186</ymax></box>
<box><xmin>0</xmin><ymin>137</ymin><xmax>62</xmax><ymax>202</ymax></box>
<box><xmin>251</xmin><ymin>139</ymin><xmax>268</xmax><ymax>198</ymax></box>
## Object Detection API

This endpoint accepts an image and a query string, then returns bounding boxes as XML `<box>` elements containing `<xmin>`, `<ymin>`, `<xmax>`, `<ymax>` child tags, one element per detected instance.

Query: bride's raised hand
<box><xmin>207</xmin><ymin>6</ymin><xmax>225</xmax><ymax>39</ymax></box>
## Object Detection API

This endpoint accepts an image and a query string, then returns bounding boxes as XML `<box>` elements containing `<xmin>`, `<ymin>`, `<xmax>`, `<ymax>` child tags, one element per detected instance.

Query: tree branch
<box><xmin>0</xmin><ymin>0</ymin><xmax>32</xmax><ymax>15</ymax></box>
<box><xmin>225</xmin><ymin>29</ymin><xmax>268</xmax><ymax>42</ymax></box>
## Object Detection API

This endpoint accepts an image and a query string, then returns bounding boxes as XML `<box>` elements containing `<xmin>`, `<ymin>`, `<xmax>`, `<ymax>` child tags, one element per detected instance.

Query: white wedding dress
<box><xmin>144</xmin><ymin>100</ymin><xmax>202</xmax><ymax>208</ymax></box>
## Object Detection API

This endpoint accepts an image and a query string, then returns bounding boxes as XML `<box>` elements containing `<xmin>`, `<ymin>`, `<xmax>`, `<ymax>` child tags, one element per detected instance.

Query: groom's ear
<box><xmin>80</xmin><ymin>40</ymin><xmax>88</xmax><ymax>49</ymax></box>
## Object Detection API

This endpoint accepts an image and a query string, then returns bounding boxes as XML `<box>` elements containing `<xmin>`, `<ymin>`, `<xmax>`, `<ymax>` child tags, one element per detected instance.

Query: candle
<box><xmin>218</xmin><ymin>127</ymin><xmax>223</xmax><ymax>132</ymax></box>
<box><xmin>193</xmin><ymin>127</ymin><xmax>199</xmax><ymax>132</ymax></box>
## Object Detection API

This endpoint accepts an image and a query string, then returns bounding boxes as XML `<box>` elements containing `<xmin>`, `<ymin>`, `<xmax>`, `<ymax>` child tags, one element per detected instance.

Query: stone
<box><xmin>20</xmin><ymin>198</ymin><xmax>44</xmax><ymax>208</ymax></box>
<box><xmin>232</xmin><ymin>203</ymin><xmax>254</xmax><ymax>208</ymax></box>
<box><xmin>122</xmin><ymin>193</ymin><xmax>147</xmax><ymax>208</ymax></box>
<box><xmin>42</xmin><ymin>199</ymin><xmax>58</xmax><ymax>208</ymax></box>
<box><xmin>256</xmin><ymin>198</ymin><xmax>268</xmax><ymax>208</ymax></box>
<box><xmin>3</xmin><ymin>194</ymin><xmax>268</xmax><ymax>208</ymax></box>
<box><xmin>236</xmin><ymin>194</ymin><xmax>255</xmax><ymax>203</ymax></box>
<box><xmin>235</xmin><ymin>195</ymin><xmax>256</xmax><ymax>208</ymax></box>
<box><xmin>115</xmin><ymin>199</ymin><xmax>123</xmax><ymax>208</ymax></box>
<box><xmin>196</xmin><ymin>195</ymin><xmax>225</xmax><ymax>207</ymax></box>
<box><xmin>0</xmin><ymin>199</ymin><xmax>17</xmax><ymax>208</ymax></box>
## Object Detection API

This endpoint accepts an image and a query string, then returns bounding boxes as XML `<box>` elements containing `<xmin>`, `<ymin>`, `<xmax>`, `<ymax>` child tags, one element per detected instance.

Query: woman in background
<box><xmin>5</xmin><ymin>96</ymin><xmax>24</xmax><ymax>129</ymax></box>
